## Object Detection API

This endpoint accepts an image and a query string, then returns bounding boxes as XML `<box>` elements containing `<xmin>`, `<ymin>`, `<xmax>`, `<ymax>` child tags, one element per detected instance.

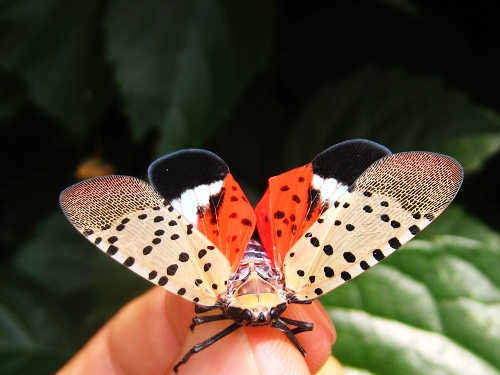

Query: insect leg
<box><xmin>189</xmin><ymin>313</ymin><xmax>231</xmax><ymax>332</ymax></box>
<box><xmin>174</xmin><ymin>322</ymin><xmax>242</xmax><ymax>373</ymax></box>
<box><xmin>195</xmin><ymin>304</ymin><xmax>220</xmax><ymax>314</ymax></box>
<box><xmin>272</xmin><ymin>319</ymin><xmax>308</xmax><ymax>356</ymax></box>
<box><xmin>280</xmin><ymin>317</ymin><xmax>314</xmax><ymax>335</ymax></box>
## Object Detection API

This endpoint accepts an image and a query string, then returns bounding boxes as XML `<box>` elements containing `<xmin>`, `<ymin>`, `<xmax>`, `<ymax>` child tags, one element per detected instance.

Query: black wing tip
<box><xmin>148</xmin><ymin>149</ymin><xmax>230</xmax><ymax>202</ymax></box>
<box><xmin>312</xmin><ymin>139</ymin><xmax>392</xmax><ymax>185</ymax></box>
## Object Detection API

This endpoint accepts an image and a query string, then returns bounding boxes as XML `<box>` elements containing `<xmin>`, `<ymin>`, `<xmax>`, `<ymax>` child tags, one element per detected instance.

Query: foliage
<box><xmin>1</xmin><ymin>1</ymin><xmax>499</xmax><ymax>374</ymax></box>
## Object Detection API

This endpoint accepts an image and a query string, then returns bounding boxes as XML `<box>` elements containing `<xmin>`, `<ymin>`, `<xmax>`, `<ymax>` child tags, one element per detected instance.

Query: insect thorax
<box><xmin>221</xmin><ymin>240</ymin><xmax>288</xmax><ymax>326</ymax></box>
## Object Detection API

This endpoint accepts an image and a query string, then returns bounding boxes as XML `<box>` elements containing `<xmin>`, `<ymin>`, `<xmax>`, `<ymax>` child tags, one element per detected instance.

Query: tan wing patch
<box><xmin>60</xmin><ymin>176</ymin><xmax>231</xmax><ymax>306</ymax></box>
<box><xmin>283</xmin><ymin>152</ymin><xmax>463</xmax><ymax>301</ymax></box>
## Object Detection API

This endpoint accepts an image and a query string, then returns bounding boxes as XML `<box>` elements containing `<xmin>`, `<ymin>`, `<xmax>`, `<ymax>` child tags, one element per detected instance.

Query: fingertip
<box><xmin>176</xmin><ymin>301</ymin><xmax>336</xmax><ymax>375</ymax></box>
<box><xmin>282</xmin><ymin>301</ymin><xmax>335</xmax><ymax>373</ymax></box>
<box><xmin>171</xmin><ymin>319</ymin><xmax>262</xmax><ymax>375</ymax></box>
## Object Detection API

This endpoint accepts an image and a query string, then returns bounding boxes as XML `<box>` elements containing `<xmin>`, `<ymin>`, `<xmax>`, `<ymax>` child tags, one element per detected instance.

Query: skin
<box><xmin>56</xmin><ymin>287</ymin><xmax>342</xmax><ymax>375</ymax></box>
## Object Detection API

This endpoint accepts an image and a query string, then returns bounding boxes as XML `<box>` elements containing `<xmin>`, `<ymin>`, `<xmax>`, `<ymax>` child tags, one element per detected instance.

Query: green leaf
<box><xmin>286</xmin><ymin>66</ymin><xmax>500</xmax><ymax>172</ymax></box>
<box><xmin>13</xmin><ymin>212</ymin><xmax>95</xmax><ymax>296</ymax></box>
<box><xmin>105</xmin><ymin>0</ymin><xmax>276</xmax><ymax>154</ymax></box>
<box><xmin>330</xmin><ymin>309</ymin><xmax>499</xmax><ymax>375</ymax></box>
<box><xmin>13</xmin><ymin>210</ymin><xmax>150</xmax><ymax>324</ymax></box>
<box><xmin>0</xmin><ymin>0</ymin><xmax>116</xmax><ymax>134</ymax></box>
<box><xmin>0</xmin><ymin>272</ymin><xmax>72</xmax><ymax>375</ymax></box>
<box><xmin>0</xmin><ymin>70</ymin><xmax>26</xmax><ymax>122</ymax></box>
<box><xmin>322</xmin><ymin>205</ymin><xmax>500</xmax><ymax>373</ymax></box>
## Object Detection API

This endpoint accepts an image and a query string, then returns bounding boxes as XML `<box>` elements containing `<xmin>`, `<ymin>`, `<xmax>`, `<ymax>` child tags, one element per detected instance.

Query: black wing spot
<box><xmin>143</xmin><ymin>246</ymin><xmax>153</xmax><ymax>255</ymax></box>
<box><xmin>281</xmin><ymin>185</ymin><xmax>290</xmax><ymax>191</ymax></box>
<box><xmin>363</xmin><ymin>205</ymin><xmax>373</xmax><ymax>213</ymax></box>
<box><xmin>412</xmin><ymin>212</ymin><xmax>421</xmax><ymax>219</ymax></box>
<box><xmin>310</xmin><ymin>237</ymin><xmax>320</xmax><ymax>247</ymax></box>
<box><xmin>314</xmin><ymin>288</ymin><xmax>323</xmax><ymax>296</ymax></box>
<box><xmin>323</xmin><ymin>244</ymin><xmax>333</xmax><ymax>256</ymax></box>
<box><xmin>409</xmin><ymin>225</ymin><xmax>421</xmax><ymax>235</ymax></box>
<box><xmin>241</xmin><ymin>218</ymin><xmax>252</xmax><ymax>227</ymax></box>
<box><xmin>155</xmin><ymin>229</ymin><xmax>165</xmax><ymax>236</ymax></box>
<box><xmin>389</xmin><ymin>237</ymin><xmax>402</xmax><ymax>249</ymax></box>
<box><xmin>334</xmin><ymin>220</ymin><xmax>341</xmax><ymax>226</ymax></box>
<box><xmin>116</xmin><ymin>224</ymin><xmax>125</xmax><ymax>231</ymax></box>
<box><xmin>154</xmin><ymin>216</ymin><xmax>164</xmax><ymax>222</ymax></box>
<box><xmin>343</xmin><ymin>202</ymin><xmax>350</xmax><ymax>208</ymax></box>
<box><xmin>341</xmin><ymin>271</ymin><xmax>352</xmax><ymax>281</ymax></box>
<box><xmin>83</xmin><ymin>229</ymin><xmax>94</xmax><ymax>237</ymax></box>
<box><xmin>108</xmin><ymin>236</ymin><xmax>118</xmax><ymax>244</ymax></box>
<box><xmin>360</xmin><ymin>261</ymin><xmax>370</xmax><ymax>270</ymax></box>
<box><xmin>158</xmin><ymin>276</ymin><xmax>168</xmax><ymax>286</ymax></box>
<box><xmin>179</xmin><ymin>252</ymin><xmax>189</xmax><ymax>262</ymax></box>
<box><xmin>152</xmin><ymin>238</ymin><xmax>161</xmax><ymax>244</ymax></box>
<box><xmin>195</xmin><ymin>279</ymin><xmax>203</xmax><ymax>286</ymax></box>
<box><xmin>373</xmin><ymin>249</ymin><xmax>385</xmax><ymax>261</ymax></box>
<box><xmin>380</xmin><ymin>201</ymin><xmax>389</xmax><ymax>207</ymax></box>
<box><xmin>138</xmin><ymin>214</ymin><xmax>147</xmax><ymax>220</ymax></box>
<box><xmin>390</xmin><ymin>220</ymin><xmax>401</xmax><ymax>228</ymax></box>
<box><xmin>204</xmin><ymin>263</ymin><xmax>212</xmax><ymax>272</ymax></box>
<box><xmin>297</xmin><ymin>270</ymin><xmax>305</xmax><ymax>277</ymax></box>
<box><xmin>324</xmin><ymin>267</ymin><xmax>334</xmax><ymax>278</ymax></box>
<box><xmin>177</xmin><ymin>288</ymin><xmax>186</xmax><ymax>295</ymax></box>
<box><xmin>167</xmin><ymin>264</ymin><xmax>178</xmax><ymax>276</ymax></box>
<box><xmin>170</xmin><ymin>234</ymin><xmax>180</xmax><ymax>240</ymax></box>
<box><xmin>343</xmin><ymin>251</ymin><xmax>356</xmax><ymax>263</ymax></box>
<box><xmin>107</xmin><ymin>245</ymin><xmax>118</xmax><ymax>255</ymax></box>
<box><xmin>424</xmin><ymin>213</ymin><xmax>435</xmax><ymax>221</ymax></box>
<box><xmin>309</xmin><ymin>276</ymin><xmax>316</xmax><ymax>283</ymax></box>
<box><xmin>124</xmin><ymin>257</ymin><xmax>135</xmax><ymax>267</ymax></box>
<box><xmin>291</xmin><ymin>195</ymin><xmax>301</xmax><ymax>203</ymax></box>
<box><xmin>380</xmin><ymin>214</ymin><xmax>390</xmax><ymax>222</ymax></box>
<box><xmin>148</xmin><ymin>271</ymin><xmax>157</xmax><ymax>280</ymax></box>
<box><xmin>274</xmin><ymin>211</ymin><xmax>285</xmax><ymax>219</ymax></box>
<box><xmin>345</xmin><ymin>224</ymin><xmax>355</xmax><ymax>231</ymax></box>
<box><xmin>168</xmin><ymin>220</ymin><xmax>177</xmax><ymax>226</ymax></box>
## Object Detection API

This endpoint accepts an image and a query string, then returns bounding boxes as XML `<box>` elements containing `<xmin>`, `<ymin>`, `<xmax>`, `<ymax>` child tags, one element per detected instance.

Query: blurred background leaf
<box><xmin>1</xmin><ymin>0</ymin><xmax>500</xmax><ymax>374</ymax></box>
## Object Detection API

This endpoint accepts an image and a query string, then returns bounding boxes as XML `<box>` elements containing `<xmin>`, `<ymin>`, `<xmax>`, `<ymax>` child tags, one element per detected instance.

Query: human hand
<box><xmin>56</xmin><ymin>287</ymin><xmax>341</xmax><ymax>374</ymax></box>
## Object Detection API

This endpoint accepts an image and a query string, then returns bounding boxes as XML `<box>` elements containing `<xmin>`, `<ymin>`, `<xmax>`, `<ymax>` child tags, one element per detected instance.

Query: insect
<box><xmin>60</xmin><ymin>139</ymin><xmax>463</xmax><ymax>372</ymax></box>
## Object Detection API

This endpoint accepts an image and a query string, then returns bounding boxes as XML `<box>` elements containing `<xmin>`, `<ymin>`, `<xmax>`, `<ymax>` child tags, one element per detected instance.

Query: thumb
<box><xmin>171</xmin><ymin>299</ymin><xmax>336</xmax><ymax>374</ymax></box>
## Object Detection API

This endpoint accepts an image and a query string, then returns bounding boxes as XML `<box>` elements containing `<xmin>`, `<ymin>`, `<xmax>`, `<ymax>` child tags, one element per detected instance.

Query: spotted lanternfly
<box><xmin>60</xmin><ymin>139</ymin><xmax>463</xmax><ymax>372</ymax></box>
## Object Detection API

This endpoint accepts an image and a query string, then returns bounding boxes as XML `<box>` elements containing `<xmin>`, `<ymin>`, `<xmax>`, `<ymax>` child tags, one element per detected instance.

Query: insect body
<box><xmin>60</xmin><ymin>139</ymin><xmax>463</xmax><ymax>372</ymax></box>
